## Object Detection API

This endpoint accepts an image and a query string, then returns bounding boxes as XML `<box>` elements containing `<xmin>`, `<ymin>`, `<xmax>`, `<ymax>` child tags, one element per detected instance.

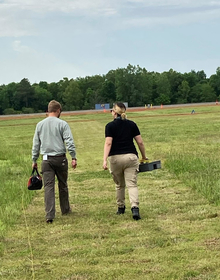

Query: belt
<box><xmin>47</xmin><ymin>154</ymin><xmax>66</xmax><ymax>158</ymax></box>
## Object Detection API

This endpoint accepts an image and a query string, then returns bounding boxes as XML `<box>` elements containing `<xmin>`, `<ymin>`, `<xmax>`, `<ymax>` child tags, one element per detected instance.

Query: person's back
<box><xmin>103</xmin><ymin>102</ymin><xmax>148</xmax><ymax>220</ymax></box>
<box><xmin>106</xmin><ymin>118</ymin><xmax>139</xmax><ymax>156</ymax></box>
<box><xmin>32</xmin><ymin>100</ymin><xmax>77</xmax><ymax>224</ymax></box>
<box><xmin>36</xmin><ymin>116</ymin><xmax>67</xmax><ymax>156</ymax></box>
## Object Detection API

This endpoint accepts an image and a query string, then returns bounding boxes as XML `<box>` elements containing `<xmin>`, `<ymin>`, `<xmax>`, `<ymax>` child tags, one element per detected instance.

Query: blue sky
<box><xmin>0</xmin><ymin>0</ymin><xmax>220</xmax><ymax>85</ymax></box>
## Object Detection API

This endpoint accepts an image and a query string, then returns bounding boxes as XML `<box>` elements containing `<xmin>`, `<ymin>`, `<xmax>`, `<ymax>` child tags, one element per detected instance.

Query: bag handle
<box><xmin>31</xmin><ymin>167</ymin><xmax>40</xmax><ymax>176</ymax></box>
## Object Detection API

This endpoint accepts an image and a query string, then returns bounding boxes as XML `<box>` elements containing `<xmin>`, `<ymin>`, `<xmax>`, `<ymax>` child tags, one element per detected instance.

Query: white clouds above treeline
<box><xmin>0</xmin><ymin>0</ymin><xmax>220</xmax><ymax>84</ymax></box>
<box><xmin>1</xmin><ymin>0</ymin><xmax>220</xmax><ymax>37</ymax></box>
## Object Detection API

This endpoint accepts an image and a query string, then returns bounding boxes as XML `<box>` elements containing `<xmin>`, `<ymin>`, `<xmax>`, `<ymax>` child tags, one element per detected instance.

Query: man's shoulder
<box><xmin>36</xmin><ymin>118</ymin><xmax>46</xmax><ymax>126</ymax></box>
<box><xmin>37</xmin><ymin>117</ymin><xmax>67</xmax><ymax>127</ymax></box>
<box><xmin>56</xmin><ymin>117</ymin><xmax>67</xmax><ymax>124</ymax></box>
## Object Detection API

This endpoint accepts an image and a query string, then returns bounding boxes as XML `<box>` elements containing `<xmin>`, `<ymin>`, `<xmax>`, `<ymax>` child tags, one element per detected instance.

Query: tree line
<box><xmin>0</xmin><ymin>64</ymin><xmax>220</xmax><ymax>115</ymax></box>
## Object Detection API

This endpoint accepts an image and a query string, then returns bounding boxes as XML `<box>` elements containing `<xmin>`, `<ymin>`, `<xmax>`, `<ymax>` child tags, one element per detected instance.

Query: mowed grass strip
<box><xmin>1</xmin><ymin>105</ymin><xmax>220</xmax><ymax>279</ymax></box>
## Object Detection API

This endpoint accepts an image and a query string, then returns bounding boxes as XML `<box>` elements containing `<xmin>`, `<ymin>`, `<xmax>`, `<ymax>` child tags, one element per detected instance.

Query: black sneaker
<box><xmin>131</xmin><ymin>207</ymin><xmax>141</xmax><ymax>220</ymax></box>
<box><xmin>116</xmin><ymin>206</ymin><xmax>126</xmax><ymax>215</ymax></box>
<box><xmin>46</xmin><ymin>219</ymin><xmax>53</xmax><ymax>224</ymax></box>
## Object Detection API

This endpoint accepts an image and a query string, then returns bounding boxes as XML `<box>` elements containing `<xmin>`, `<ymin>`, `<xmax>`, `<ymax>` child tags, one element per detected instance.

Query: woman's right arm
<box><xmin>103</xmin><ymin>137</ymin><xmax>113</xmax><ymax>170</ymax></box>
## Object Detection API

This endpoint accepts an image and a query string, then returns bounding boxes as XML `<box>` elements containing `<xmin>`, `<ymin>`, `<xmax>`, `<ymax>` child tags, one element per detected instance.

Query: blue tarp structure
<box><xmin>95</xmin><ymin>104</ymin><xmax>110</xmax><ymax>110</ymax></box>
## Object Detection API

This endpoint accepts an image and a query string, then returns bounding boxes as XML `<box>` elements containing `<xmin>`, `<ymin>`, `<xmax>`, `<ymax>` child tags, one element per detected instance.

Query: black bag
<box><xmin>27</xmin><ymin>167</ymin><xmax>43</xmax><ymax>190</ymax></box>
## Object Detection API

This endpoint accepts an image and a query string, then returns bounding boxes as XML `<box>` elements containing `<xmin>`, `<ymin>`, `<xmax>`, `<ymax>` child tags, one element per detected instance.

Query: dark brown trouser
<box><xmin>41</xmin><ymin>156</ymin><xmax>70</xmax><ymax>220</ymax></box>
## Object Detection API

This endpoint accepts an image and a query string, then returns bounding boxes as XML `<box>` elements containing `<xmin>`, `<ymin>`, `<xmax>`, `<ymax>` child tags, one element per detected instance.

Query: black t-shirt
<box><xmin>105</xmin><ymin>117</ymin><xmax>140</xmax><ymax>156</ymax></box>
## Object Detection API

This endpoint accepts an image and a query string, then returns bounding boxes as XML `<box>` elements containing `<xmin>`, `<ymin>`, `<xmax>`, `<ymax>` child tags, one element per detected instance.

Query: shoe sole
<box><xmin>133</xmin><ymin>215</ymin><xmax>141</xmax><ymax>220</ymax></box>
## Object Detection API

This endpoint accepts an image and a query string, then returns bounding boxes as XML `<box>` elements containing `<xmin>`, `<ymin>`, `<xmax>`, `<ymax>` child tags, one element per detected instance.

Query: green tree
<box><xmin>13</xmin><ymin>78</ymin><xmax>34</xmax><ymax>110</ymax></box>
<box><xmin>39</xmin><ymin>81</ymin><xmax>48</xmax><ymax>90</ymax></box>
<box><xmin>209</xmin><ymin>67</ymin><xmax>220</xmax><ymax>99</ymax></box>
<box><xmin>115</xmin><ymin>68</ymin><xmax>127</xmax><ymax>102</ymax></box>
<box><xmin>128</xmin><ymin>65</ymin><xmax>147</xmax><ymax>106</ymax></box>
<box><xmin>166</xmin><ymin>69</ymin><xmax>184</xmax><ymax>104</ymax></box>
<box><xmin>200</xmin><ymin>83</ymin><xmax>216</xmax><ymax>102</ymax></box>
<box><xmin>155</xmin><ymin>94</ymin><xmax>171</xmax><ymax>105</ymax></box>
<box><xmin>57</xmin><ymin>77</ymin><xmax>72</xmax><ymax>104</ymax></box>
<box><xmin>115</xmin><ymin>64</ymin><xmax>146</xmax><ymax>106</ymax></box>
<box><xmin>183</xmin><ymin>70</ymin><xmax>199</xmax><ymax>88</ymax></box>
<box><xmin>100</xmin><ymin>80</ymin><xmax>116</xmax><ymax>103</ymax></box>
<box><xmin>47</xmin><ymin>82</ymin><xmax>60</xmax><ymax>100</ymax></box>
<box><xmin>0</xmin><ymin>85</ymin><xmax>9</xmax><ymax>114</ymax></box>
<box><xmin>32</xmin><ymin>85</ymin><xmax>52</xmax><ymax>112</ymax></box>
<box><xmin>139</xmin><ymin>68</ymin><xmax>153</xmax><ymax>106</ymax></box>
<box><xmin>189</xmin><ymin>83</ymin><xmax>216</xmax><ymax>103</ymax></box>
<box><xmin>2</xmin><ymin>82</ymin><xmax>18</xmax><ymax>111</ymax></box>
<box><xmin>126</xmin><ymin>64</ymin><xmax>143</xmax><ymax>106</ymax></box>
<box><xmin>177</xmin><ymin>81</ymin><xmax>190</xmax><ymax>104</ymax></box>
<box><xmin>196</xmin><ymin>70</ymin><xmax>206</xmax><ymax>82</ymax></box>
<box><xmin>105</xmin><ymin>70</ymin><xmax>116</xmax><ymax>85</ymax></box>
<box><xmin>62</xmin><ymin>80</ymin><xmax>84</xmax><ymax>110</ymax></box>
<box><xmin>83</xmin><ymin>88</ymin><xmax>96</xmax><ymax>109</ymax></box>
<box><xmin>153</xmin><ymin>73</ymin><xmax>171</xmax><ymax>105</ymax></box>
<box><xmin>77</xmin><ymin>75</ymin><xmax>104</xmax><ymax>108</ymax></box>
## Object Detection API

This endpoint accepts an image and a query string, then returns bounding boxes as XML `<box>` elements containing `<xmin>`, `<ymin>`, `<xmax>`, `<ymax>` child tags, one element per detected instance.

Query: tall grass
<box><xmin>130</xmin><ymin>106</ymin><xmax>220</xmax><ymax>206</ymax></box>
<box><xmin>0</xmin><ymin>107</ymin><xmax>219</xmax><ymax>232</ymax></box>
<box><xmin>165</xmin><ymin>148</ymin><xmax>220</xmax><ymax>204</ymax></box>
<box><xmin>0</xmin><ymin>121</ymin><xmax>37</xmax><ymax>237</ymax></box>
<box><xmin>1</xmin><ymin>105</ymin><xmax>220</xmax><ymax>279</ymax></box>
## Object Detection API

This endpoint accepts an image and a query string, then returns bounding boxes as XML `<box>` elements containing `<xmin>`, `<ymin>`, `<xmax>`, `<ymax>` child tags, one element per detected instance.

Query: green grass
<box><xmin>1</xmin><ymin>104</ymin><xmax>220</xmax><ymax>279</ymax></box>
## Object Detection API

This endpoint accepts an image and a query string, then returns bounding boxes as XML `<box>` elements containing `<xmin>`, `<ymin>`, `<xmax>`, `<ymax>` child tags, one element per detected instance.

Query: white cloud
<box><xmin>0</xmin><ymin>0</ymin><xmax>118</xmax><ymax>14</ymax></box>
<box><xmin>0</xmin><ymin>0</ymin><xmax>220</xmax><ymax>84</ymax></box>
<box><xmin>1</xmin><ymin>0</ymin><xmax>220</xmax><ymax>12</ymax></box>
<box><xmin>132</xmin><ymin>0</ymin><xmax>220</xmax><ymax>7</ymax></box>
<box><xmin>12</xmin><ymin>40</ymin><xmax>34</xmax><ymax>53</ymax></box>
<box><xmin>0</xmin><ymin>0</ymin><xmax>220</xmax><ymax>37</ymax></box>
<box><xmin>123</xmin><ymin>6</ymin><xmax>220</xmax><ymax>28</ymax></box>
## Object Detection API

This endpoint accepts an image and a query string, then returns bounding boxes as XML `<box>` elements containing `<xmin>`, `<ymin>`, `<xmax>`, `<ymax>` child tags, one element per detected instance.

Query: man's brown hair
<box><xmin>48</xmin><ymin>100</ymin><xmax>62</xmax><ymax>113</ymax></box>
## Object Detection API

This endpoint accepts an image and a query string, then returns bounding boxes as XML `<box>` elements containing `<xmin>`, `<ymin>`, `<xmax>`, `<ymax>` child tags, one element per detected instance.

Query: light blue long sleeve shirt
<box><xmin>32</xmin><ymin>116</ymin><xmax>76</xmax><ymax>162</ymax></box>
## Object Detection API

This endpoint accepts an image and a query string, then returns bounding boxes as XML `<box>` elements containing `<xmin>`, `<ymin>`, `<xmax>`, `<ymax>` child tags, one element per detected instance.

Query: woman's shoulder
<box><xmin>106</xmin><ymin>120</ymin><xmax>115</xmax><ymax>125</ymax></box>
<box><xmin>125</xmin><ymin>119</ymin><xmax>136</xmax><ymax>125</ymax></box>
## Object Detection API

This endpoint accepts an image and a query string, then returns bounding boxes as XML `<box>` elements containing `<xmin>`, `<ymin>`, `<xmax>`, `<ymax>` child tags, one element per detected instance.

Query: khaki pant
<box><xmin>41</xmin><ymin>156</ymin><xmax>70</xmax><ymax>220</ymax></box>
<box><xmin>109</xmin><ymin>153</ymin><xmax>139</xmax><ymax>208</ymax></box>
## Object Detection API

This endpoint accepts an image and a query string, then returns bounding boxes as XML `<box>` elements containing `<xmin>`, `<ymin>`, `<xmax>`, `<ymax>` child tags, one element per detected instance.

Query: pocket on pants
<box><xmin>128</xmin><ymin>154</ymin><xmax>139</xmax><ymax>171</ymax></box>
<box><xmin>41</xmin><ymin>161</ymin><xmax>52</xmax><ymax>173</ymax></box>
<box><xmin>128</xmin><ymin>154</ymin><xmax>138</xmax><ymax>161</ymax></box>
<box><xmin>109</xmin><ymin>157</ymin><xmax>117</xmax><ymax>164</ymax></box>
<box><xmin>60</xmin><ymin>158</ymin><xmax>68</xmax><ymax>171</ymax></box>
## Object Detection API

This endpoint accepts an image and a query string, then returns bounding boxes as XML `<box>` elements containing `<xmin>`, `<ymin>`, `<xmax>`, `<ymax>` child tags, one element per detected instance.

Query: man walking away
<box><xmin>32</xmin><ymin>100</ymin><xmax>77</xmax><ymax>223</ymax></box>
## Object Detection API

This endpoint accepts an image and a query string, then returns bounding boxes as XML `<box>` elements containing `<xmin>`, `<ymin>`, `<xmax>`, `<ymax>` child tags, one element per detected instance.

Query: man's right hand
<box><xmin>71</xmin><ymin>159</ymin><xmax>77</xmax><ymax>169</ymax></box>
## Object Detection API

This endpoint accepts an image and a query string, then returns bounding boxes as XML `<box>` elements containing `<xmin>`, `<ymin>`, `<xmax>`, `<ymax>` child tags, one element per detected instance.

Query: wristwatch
<box><xmin>72</xmin><ymin>158</ymin><xmax>77</xmax><ymax>160</ymax></box>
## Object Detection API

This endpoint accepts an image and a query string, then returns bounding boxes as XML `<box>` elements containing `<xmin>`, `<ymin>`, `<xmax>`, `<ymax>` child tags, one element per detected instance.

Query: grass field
<box><xmin>1</xmin><ymin>104</ymin><xmax>220</xmax><ymax>279</ymax></box>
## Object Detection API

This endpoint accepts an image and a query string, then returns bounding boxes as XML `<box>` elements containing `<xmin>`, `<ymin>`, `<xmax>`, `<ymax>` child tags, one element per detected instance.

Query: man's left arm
<box><xmin>63</xmin><ymin>123</ymin><xmax>77</xmax><ymax>169</ymax></box>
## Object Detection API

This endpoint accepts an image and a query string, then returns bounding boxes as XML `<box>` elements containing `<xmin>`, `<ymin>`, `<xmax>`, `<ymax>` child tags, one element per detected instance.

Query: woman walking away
<box><xmin>103</xmin><ymin>102</ymin><xmax>148</xmax><ymax>220</ymax></box>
